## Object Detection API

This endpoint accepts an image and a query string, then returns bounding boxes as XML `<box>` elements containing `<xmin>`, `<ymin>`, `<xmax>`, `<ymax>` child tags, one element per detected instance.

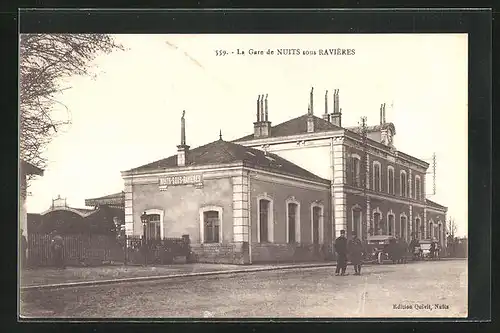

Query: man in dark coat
<box><xmin>20</xmin><ymin>229</ymin><xmax>28</xmax><ymax>269</ymax></box>
<box><xmin>334</xmin><ymin>230</ymin><xmax>348</xmax><ymax>276</ymax></box>
<box><xmin>50</xmin><ymin>231</ymin><xmax>65</xmax><ymax>269</ymax></box>
<box><xmin>348</xmin><ymin>231</ymin><xmax>364</xmax><ymax>275</ymax></box>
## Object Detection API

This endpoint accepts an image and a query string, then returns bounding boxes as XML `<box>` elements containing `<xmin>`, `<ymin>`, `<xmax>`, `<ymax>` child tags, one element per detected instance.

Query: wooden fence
<box><xmin>27</xmin><ymin>233</ymin><xmax>192</xmax><ymax>267</ymax></box>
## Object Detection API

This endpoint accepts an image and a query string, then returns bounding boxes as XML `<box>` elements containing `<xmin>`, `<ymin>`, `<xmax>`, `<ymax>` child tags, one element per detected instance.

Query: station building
<box><xmin>122</xmin><ymin>89</ymin><xmax>447</xmax><ymax>265</ymax></box>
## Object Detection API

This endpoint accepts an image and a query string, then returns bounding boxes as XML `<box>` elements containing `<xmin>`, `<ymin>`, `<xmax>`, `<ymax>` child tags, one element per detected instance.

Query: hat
<box><xmin>340</xmin><ymin>230</ymin><xmax>345</xmax><ymax>234</ymax></box>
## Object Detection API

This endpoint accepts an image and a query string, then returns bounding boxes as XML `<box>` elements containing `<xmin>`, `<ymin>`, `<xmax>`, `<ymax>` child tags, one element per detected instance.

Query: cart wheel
<box><xmin>378</xmin><ymin>252</ymin><xmax>383</xmax><ymax>264</ymax></box>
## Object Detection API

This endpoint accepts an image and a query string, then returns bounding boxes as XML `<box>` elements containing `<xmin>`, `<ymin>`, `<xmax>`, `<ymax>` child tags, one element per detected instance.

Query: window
<box><xmin>350</xmin><ymin>155</ymin><xmax>361</xmax><ymax>187</ymax></box>
<box><xmin>428</xmin><ymin>221</ymin><xmax>434</xmax><ymax>239</ymax></box>
<box><xmin>203</xmin><ymin>211</ymin><xmax>220</xmax><ymax>243</ymax></box>
<box><xmin>352</xmin><ymin>207</ymin><xmax>362</xmax><ymax>239</ymax></box>
<box><xmin>415</xmin><ymin>218</ymin><xmax>421</xmax><ymax>240</ymax></box>
<box><xmin>311</xmin><ymin>205</ymin><xmax>323</xmax><ymax>245</ymax></box>
<box><xmin>415</xmin><ymin>176</ymin><xmax>422</xmax><ymax>201</ymax></box>
<box><xmin>372</xmin><ymin>212</ymin><xmax>381</xmax><ymax>236</ymax></box>
<box><xmin>388</xmin><ymin>166</ymin><xmax>395</xmax><ymax>195</ymax></box>
<box><xmin>438</xmin><ymin>223</ymin><xmax>442</xmax><ymax>243</ymax></box>
<box><xmin>400</xmin><ymin>170</ymin><xmax>407</xmax><ymax>197</ymax></box>
<box><xmin>146</xmin><ymin>214</ymin><xmax>161</xmax><ymax>240</ymax></box>
<box><xmin>259</xmin><ymin>199</ymin><xmax>270</xmax><ymax>243</ymax></box>
<box><xmin>287</xmin><ymin>202</ymin><xmax>298</xmax><ymax>243</ymax></box>
<box><xmin>373</xmin><ymin>162</ymin><xmax>381</xmax><ymax>192</ymax></box>
<box><xmin>388</xmin><ymin>214</ymin><xmax>395</xmax><ymax>236</ymax></box>
<box><xmin>400</xmin><ymin>216</ymin><xmax>407</xmax><ymax>241</ymax></box>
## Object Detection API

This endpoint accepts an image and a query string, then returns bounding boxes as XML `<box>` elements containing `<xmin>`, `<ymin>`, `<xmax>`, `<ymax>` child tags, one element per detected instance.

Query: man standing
<box><xmin>50</xmin><ymin>231</ymin><xmax>65</xmax><ymax>269</ymax></box>
<box><xmin>20</xmin><ymin>229</ymin><xmax>28</xmax><ymax>269</ymax></box>
<box><xmin>334</xmin><ymin>230</ymin><xmax>348</xmax><ymax>276</ymax></box>
<box><xmin>348</xmin><ymin>231</ymin><xmax>364</xmax><ymax>275</ymax></box>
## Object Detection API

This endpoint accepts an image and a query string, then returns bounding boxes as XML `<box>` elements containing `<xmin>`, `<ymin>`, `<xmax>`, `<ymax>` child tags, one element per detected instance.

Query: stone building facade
<box><xmin>234</xmin><ymin>89</ymin><xmax>448</xmax><ymax>249</ymax></box>
<box><xmin>122</xmin><ymin>120</ymin><xmax>332</xmax><ymax>264</ymax></box>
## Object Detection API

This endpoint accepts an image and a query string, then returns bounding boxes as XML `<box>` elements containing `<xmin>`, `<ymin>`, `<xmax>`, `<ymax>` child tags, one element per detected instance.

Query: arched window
<box><xmin>387</xmin><ymin>166</ymin><xmax>395</xmax><ymax>195</ymax></box>
<box><xmin>142</xmin><ymin>209</ymin><xmax>164</xmax><ymax>240</ymax></box>
<box><xmin>387</xmin><ymin>213</ymin><xmax>395</xmax><ymax>236</ymax></box>
<box><xmin>286</xmin><ymin>198</ymin><xmax>300</xmax><ymax>243</ymax></box>
<box><xmin>351</xmin><ymin>205</ymin><xmax>362</xmax><ymax>240</ymax></box>
<box><xmin>428</xmin><ymin>221</ymin><xmax>434</xmax><ymax>239</ymax></box>
<box><xmin>415</xmin><ymin>175</ymin><xmax>422</xmax><ymax>201</ymax></box>
<box><xmin>400</xmin><ymin>215</ymin><xmax>407</xmax><ymax>241</ymax></box>
<box><xmin>400</xmin><ymin>170</ymin><xmax>407</xmax><ymax>197</ymax></box>
<box><xmin>257</xmin><ymin>195</ymin><xmax>274</xmax><ymax>243</ymax></box>
<box><xmin>373</xmin><ymin>161</ymin><xmax>381</xmax><ymax>192</ymax></box>
<box><xmin>350</xmin><ymin>154</ymin><xmax>361</xmax><ymax>187</ymax></box>
<box><xmin>372</xmin><ymin>209</ymin><xmax>382</xmax><ymax>236</ymax></box>
<box><xmin>415</xmin><ymin>217</ymin><xmax>421</xmax><ymax>240</ymax></box>
<box><xmin>438</xmin><ymin>223</ymin><xmax>442</xmax><ymax>244</ymax></box>
<box><xmin>311</xmin><ymin>203</ymin><xmax>324</xmax><ymax>244</ymax></box>
<box><xmin>199</xmin><ymin>206</ymin><xmax>223</xmax><ymax>244</ymax></box>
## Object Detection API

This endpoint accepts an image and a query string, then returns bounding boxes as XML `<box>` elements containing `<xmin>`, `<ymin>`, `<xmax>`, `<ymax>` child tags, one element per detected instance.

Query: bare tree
<box><xmin>20</xmin><ymin>34</ymin><xmax>124</xmax><ymax>192</ymax></box>
<box><xmin>447</xmin><ymin>217</ymin><xmax>458</xmax><ymax>239</ymax></box>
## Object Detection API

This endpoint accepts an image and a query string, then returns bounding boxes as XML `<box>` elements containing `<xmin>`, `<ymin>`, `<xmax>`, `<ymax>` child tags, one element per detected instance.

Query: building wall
<box><xmin>249</xmin><ymin>176</ymin><xmax>331</xmax><ymax>263</ymax></box>
<box><xmin>264</xmin><ymin>140</ymin><xmax>333</xmax><ymax>181</ymax></box>
<box><xmin>130</xmin><ymin>177</ymin><xmax>234</xmax><ymax>243</ymax></box>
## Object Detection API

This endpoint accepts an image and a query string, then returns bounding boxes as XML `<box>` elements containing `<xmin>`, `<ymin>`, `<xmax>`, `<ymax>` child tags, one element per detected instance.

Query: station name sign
<box><xmin>158</xmin><ymin>174</ymin><xmax>203</xmax><ymax>190</ymax></box>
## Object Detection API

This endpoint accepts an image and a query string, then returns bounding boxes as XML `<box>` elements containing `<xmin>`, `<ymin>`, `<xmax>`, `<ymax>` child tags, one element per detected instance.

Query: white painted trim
<box><xmin>122</xmin><ymin>162</ymin><xmax>244</xmax><ymax>177</ymax></box>
<box><xmin>343</xmin><ymin>186</ymin><xmax>427</xmax><ymax>208</ymax></box>
<box><xmin>236</xmin><ymin>130</ymin><xmax>346</xmax><ymax>146</ymax></box>
<box><xmin>351</xmin><ymin>204</ymin><xmax>363</xmax><ymax>241</ymax></box>
<box><xmin>199</xmin><ymin>205</ymin><xmax>223</xmax><ymax>244</ymax></box>
<box><xmin>387</xmin><ymin>209</ymin><xmax>396</xmax><ymax>236</ymax></box>
<box><xmin>285</xmin><ymin>196</ymin><xmax>301</xmax><ymax>243</ymax></box>
<box><xmin>40</xmin><ymin>206</ymin><xmax>98</xmax><ymax>218</ymax></box>
<box><xmin>256</xmin><ymin>194</ymin><xmax>274</xmax><ymax>243</ymax></box>
<box><xmin>311</xmin><ymin>202</ymin><xmax>325</xmax><ymax>244</ymax></box>
<box><xmin>387</xmin><ymin>165</ymin><xmax>395</xmax><ymax>195</ymax></box>
<box><xmin>143</xmin><ymin>208</ymin><xmax>164</xmax><ymax>239</ymax></box>
<box><xmin>415</xmin><ymin>175</ymin><xmax>422</xmax><ymax>201</ymax></box>
<box><xmin>246</xmin><ymin>166</ymin><xmax>330</xmax><ymax>190</ymax></box>
<box><xmin>400</xmin><ymin>169</ymin><xmax>408</xmax><ymax>197</ymax></box>
<box><xmin>372</xmin><ymin>160</ymin><xmax>382</xmax><ymax>192</ymax></box>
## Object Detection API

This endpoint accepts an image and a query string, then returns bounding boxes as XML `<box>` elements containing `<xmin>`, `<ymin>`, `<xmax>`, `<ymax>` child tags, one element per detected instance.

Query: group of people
<box><xmin>334</xmin><ymin>230</ymin><xmax>364</xmax><ymax>276</ymax></box>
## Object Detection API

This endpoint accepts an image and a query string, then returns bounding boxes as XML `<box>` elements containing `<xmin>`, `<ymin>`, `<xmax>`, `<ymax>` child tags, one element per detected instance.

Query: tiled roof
<box><xmin>126</xmin><ymin>139</ymin><xmax>330</xmax><ymax>184</ymax></box>
<box><xmin>85</xmin><ymin>192</ymin><xmax>125</xmax><ymax>207</ymax></box>
<box><xmin>20</xmin><ymin>160</ymin><xmax>44</xmax><ymax>176</ymax></box>
<box><xmin>233</xmin><ymin>114</ymin><xmax>342</xmax><ymax>142</ymax></box>
<box><xmin>426</xmin><ymin>199</ymin><xmax>447</xmax><ymax>210</ymax></box>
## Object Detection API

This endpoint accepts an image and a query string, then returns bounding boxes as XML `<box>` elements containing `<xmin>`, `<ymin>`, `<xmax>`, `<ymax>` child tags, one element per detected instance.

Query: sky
<box><xmin>24</xmin><ymin>33</ymin><xmax>468</xmax><ymax>237</ymax></box>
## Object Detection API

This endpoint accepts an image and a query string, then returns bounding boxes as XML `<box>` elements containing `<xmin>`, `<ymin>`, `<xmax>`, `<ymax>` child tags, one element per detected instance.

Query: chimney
<box><xmin>383</xmin><ymin>103</ymin><xmax>386</xmax><ymax>124</ymax></box>
<box><xmin>330</xmin><ymin>89</ymin><xmax>342</xmax><ymax>127</ymax></box>
<box><xmin>177</xmin><ymin>110</ymin><xmax>190</xmax><ymax>167</ymax></box>
<box><xmin>322</xmin><ymin>90</ymin><xmax>329</xmax><ymax>121</ymax></box>
<box><xmin>254</xmin><ymin>94</ymin><xmax>271</xmax><ymax>138</ymax></box>
<box><xmin>309</xmin><ymin>87</ymin><xmax>314</xmax><ymax>115</ymax></box>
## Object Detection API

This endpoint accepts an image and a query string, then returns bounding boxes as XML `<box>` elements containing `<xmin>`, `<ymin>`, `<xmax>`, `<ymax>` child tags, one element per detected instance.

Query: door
<box><xmin>312</xmin><ymin>206</ymin><xmax>321</xmax><ymax>254</ymax></box>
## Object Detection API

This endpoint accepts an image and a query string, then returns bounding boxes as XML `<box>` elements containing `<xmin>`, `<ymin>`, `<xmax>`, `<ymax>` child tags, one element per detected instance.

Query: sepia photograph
<box><xmin>19</xmin><ymin>32</ymin><xmax>468</xmax><ymax>319</ymax></box>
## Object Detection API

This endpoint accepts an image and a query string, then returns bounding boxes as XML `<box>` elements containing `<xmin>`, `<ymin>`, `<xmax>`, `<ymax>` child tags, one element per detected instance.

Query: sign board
<box><xmin>159</xmin><ymin>174</ymin><xmax>203</xmax><ymax>191</ymax></box>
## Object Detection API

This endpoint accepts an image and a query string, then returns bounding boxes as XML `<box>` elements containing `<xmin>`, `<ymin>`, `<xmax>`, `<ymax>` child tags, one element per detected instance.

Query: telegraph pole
<box><xmin>358</xmin><ymin>116</ymin><xmax>370</xmax><ymax>238</ymax></box>
<box><xmin>432</xmin><ymin>152</ymin><xmax>437</xmax><ymax>195</ymax></box>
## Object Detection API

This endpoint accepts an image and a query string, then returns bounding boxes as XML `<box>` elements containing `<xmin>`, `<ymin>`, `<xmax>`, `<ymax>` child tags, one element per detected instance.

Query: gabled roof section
<box><xmin>125</xmin><ymin>139</ymin><xmax>330</xmax><ymax>184</ymax></box>
<box><xmin>426</xmin><ymin>199</ymin><xmax>447</xmax><ymax>211</ymax></box>
<box><xmin>233</xmin><ymin>114</ymin><xmax>342</xmax><ymax>142</ymax></box>
<box><xmin>85</xmin><ymin>192</ymin><xmax>125</xmax><ymax>208</ymax></box>
<box><xmin>346</xmin><ymin>122</ymin><xmax>396</xmax><ymax>135</ymax></box>
<box><xmin>20</xmin><ymin>160</ymin><xmax>44</xmax><ymax>176</ymax></box>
